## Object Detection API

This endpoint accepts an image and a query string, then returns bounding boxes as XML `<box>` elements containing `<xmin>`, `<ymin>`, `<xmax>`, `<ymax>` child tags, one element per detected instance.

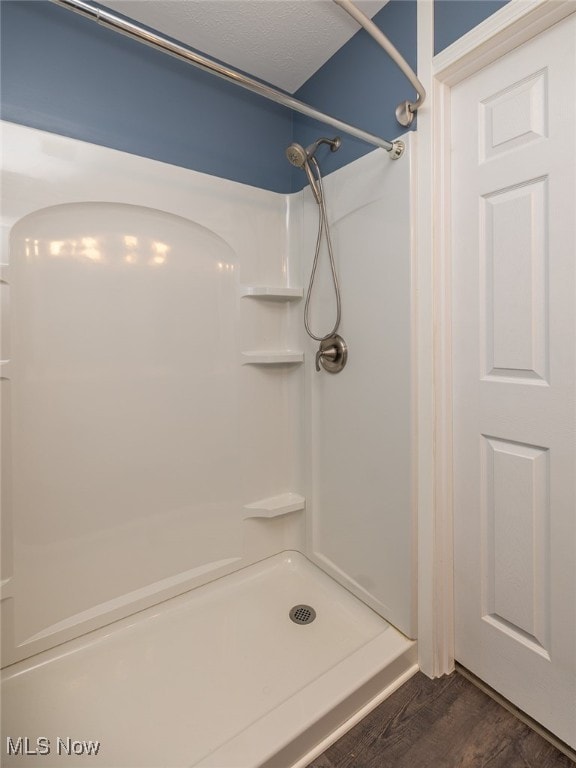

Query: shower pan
<box><xmin>2</xmin><ymin>553</ymin><xmax>415</xmax><ymax>767</ymax></box>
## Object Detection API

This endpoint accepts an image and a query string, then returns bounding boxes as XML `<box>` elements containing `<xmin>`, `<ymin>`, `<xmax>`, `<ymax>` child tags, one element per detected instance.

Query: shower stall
<box><xmin>0</xmin><ymin>2</ymin><xmax>420</xmax><ymax>764</ymax></box>
<box><xmin>1</xmin><ymin>116</ymin><xmax>417</xmax><ymax>767</ymax></box>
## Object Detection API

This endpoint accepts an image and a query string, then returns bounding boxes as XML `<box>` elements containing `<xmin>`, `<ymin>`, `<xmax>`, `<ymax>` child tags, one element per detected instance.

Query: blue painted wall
<box><xmin>434</xmin><ymin>0</ymin><xmax>510</xmax><ymax>54</ymax></box>
<box><xmin>1</xmin><ymin>0</ymin><xmax>512</xmax><ymax>193</ymax></box>
<box><xmin>0</xmin><ymin>0</ymin><xmax>293</xmax><ymax>193</ymax></box>
<box><xmin>290</xmin><ymin>0</ymin><xmax>511</xmax><ymax>189</ymax></box>
<box><xmin>292</xmin><ymin>0</ymin><xmax>417</xmax><ymax>188</ymax></box>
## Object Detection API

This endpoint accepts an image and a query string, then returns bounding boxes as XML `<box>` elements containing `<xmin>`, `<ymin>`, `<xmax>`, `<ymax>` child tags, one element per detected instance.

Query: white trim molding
<box><xmin>434</xmin><ymin>0</ymin><xmax>576</xmax><ymax>85</ymax></box>
<box><xmin>416</xmin><ymin>0</ymin><xmax>445</xmax><ymax>678</ymax></box>
<box><xmin>417</xmin><ymin>0</ymin><xmax>576</xmax><ymax>679</ymax></box>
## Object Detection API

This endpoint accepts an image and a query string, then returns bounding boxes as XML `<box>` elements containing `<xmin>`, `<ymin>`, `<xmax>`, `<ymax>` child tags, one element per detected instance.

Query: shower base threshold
<box><xmin>2</xmin><ymin>551</ymin><xmax>417</xmax><ymax>767</ymax></box>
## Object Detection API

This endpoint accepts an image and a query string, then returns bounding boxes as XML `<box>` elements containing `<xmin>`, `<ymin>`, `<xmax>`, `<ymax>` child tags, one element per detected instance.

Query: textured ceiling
<box><xmin>102</xmin><ymin>1</ymin><xmax>388</xmax><ymax>93</ymax></box>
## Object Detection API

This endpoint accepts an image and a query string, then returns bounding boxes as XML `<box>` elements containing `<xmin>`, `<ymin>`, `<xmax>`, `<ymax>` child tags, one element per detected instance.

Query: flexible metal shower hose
<box><xmin>304</xmin><ymin>157</ymin><xmax>342</xmax><ymax>342</ymax></box>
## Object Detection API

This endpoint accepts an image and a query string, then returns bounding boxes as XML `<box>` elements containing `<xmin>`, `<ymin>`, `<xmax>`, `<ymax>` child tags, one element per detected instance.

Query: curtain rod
<box><xmin>50</xmin><ymin>0</ymin><xmax>405</xmax><ymax>159</ymax></box>
<box><xmin>333</xmin><ymin>0</ymin><xmax>426</xmax><ymax>127</ymax></box>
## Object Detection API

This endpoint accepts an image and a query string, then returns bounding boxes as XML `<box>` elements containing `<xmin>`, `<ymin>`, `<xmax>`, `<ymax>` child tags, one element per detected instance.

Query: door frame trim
<box><xmin>417</xmin><ymin>0</ymin><xmax>576</xmax><ymax>678</ymax></box>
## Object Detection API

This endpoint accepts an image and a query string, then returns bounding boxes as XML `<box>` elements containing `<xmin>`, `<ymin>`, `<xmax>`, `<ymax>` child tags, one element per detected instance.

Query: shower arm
<box><xmin>50</xmin><ymin>0</ymin><xmax>405</xmax><ymax>159</ymax></box>
<box><xmin>332</xmin><ymin>0</ymin><xmax>426</xmax><ymax>127</ymax></box>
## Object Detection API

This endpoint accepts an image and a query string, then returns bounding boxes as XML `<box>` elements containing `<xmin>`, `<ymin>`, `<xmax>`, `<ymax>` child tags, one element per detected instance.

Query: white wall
<box><xmin>0</xmin><ymin>123</ymin><xmax>305</xmax><ymax>665</ymax></box>
<box><xmin>1</xmin><ymin>123</ymin><xmax>416</xmax><ymax>665</ymax></box>
<box><xmin>297</xmin><ymin>138</ymin><xmax>417</xmax><ymax>638</ymax></box>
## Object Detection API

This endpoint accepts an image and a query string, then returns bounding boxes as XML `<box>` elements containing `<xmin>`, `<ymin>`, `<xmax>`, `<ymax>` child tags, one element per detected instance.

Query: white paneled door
<box><xmin>451</xmin><ymin>14</ymin><xmax>576</xmax><ymax>749</ymax></box>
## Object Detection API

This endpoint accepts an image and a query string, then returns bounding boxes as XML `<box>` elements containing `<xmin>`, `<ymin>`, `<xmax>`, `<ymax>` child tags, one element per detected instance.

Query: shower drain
<box><xmin>289</xmin><ymin>604</ymin><xmax>316</xmax><ymax>625</ymax></box>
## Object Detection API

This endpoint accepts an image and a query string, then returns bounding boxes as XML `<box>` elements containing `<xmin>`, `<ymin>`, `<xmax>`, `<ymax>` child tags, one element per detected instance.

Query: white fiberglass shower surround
<box><xmin>0</xmin><ymin>118</ymin><xmax>416</xmax><ymax>765</ymax></box>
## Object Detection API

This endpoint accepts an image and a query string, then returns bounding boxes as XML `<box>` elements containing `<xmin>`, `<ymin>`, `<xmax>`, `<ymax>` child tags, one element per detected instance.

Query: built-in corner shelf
<box><xmin>241</xmin><ymin>351</ymin><xmax>303</xmax><ymax>366</ymax></box>
<box><xmin>240</xmin><ymin>286</ymin><xmax>303</xmax><ymax>301</ymax></box>
<box><xmin>243</xmin><ymin>492</ymin><xmax>306</xmax><ymax>519</ymax></box>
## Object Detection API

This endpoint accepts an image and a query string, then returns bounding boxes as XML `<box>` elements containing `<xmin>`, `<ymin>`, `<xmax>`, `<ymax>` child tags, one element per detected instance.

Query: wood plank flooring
<box><xmin>306</xmin><ymin>672</ymin><xmax>575</xmax><ymax>768</ymax></box>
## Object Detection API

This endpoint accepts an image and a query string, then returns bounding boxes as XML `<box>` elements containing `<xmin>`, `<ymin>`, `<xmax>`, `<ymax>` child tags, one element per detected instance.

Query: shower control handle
<box><xmin>315</xmin><ymin>335</ymin><xmax>348</xmax><ymax>374</ymax></box>
<box><xmin>315</xmin><ymin>346</ymin><xmax>337</xmax><ymax>371</ymax></box>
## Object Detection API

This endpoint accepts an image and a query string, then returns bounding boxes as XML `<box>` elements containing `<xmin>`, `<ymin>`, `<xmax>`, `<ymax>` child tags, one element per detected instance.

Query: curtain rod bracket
<box><xmin>333</xmin><ymin>0</ymin><xmax>426</xmax><ymax>127</ymax></box>
<box><xmin>389</xmin><ymin>140</ymin><xmax>405</xmax><ymax>159</ymax></box>
<box><xmin>395</xmin><ymin>101</ymin><xmax>416</xmax><ymax>128</ymax></box>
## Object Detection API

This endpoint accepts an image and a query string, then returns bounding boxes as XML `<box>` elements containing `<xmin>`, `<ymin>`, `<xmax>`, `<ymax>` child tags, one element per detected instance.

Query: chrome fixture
<box><xmin>285</xmin><ymin>137</ymin><xmax>342</xmax><ymax>168</ymax></box>
<box><xmin>50</xmin><ymin>0</ymin><xmax>405</xmax><ymax>158</ymax></box>
<box><xmin>287</xmin><ymin>137</ymin><xmax>348</xmax><ymax>374</ymax></box>
<box><xmin>332</xmin><ymin>0</ymin><xmax>426</xmax><ymax>127</ymax></box>
<box><xmin>315</xmin><ymin>335</ymin><xmax>348</xmax><ymax>374</ymax></box>
<box><xmin>289</xmin><ymin>605</ymin><xmax>317</xmax><ymax>625</ymax></box>
<box><xmin>285</xmin><ymin>137</ymin><xmax>341</xmax><ymax>203</ymax></box>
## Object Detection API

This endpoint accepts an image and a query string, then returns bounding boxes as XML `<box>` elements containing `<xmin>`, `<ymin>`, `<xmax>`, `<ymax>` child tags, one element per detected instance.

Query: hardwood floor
<box><xmin>306</xmin><ymin>672</ymin><xmax>575</xmax><ymax>768</ymax></box>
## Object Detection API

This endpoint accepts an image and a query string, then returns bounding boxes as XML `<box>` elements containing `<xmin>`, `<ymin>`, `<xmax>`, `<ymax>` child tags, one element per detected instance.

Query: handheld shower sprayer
<box><xmin>285</xmin><ymin>136</ymin><xmax>341</xmax><ymax>167</ymax></box>
<box><xmin>284</xmin><ymin>136</ymin><xmax>347</xmax><ymax>373</ymax></box>
<box><xmin>285</xmin><ymin>137</ymin><xmax>341</xmax><ymax>204</ymax></box>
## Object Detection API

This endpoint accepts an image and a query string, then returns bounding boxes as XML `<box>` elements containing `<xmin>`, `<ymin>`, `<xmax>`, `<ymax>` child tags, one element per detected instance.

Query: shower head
<box><xmin>285</xmin><ymin>136</ymin><xmax>341</xmax><ymax>167</ymax></box>
<box><xmin>285</xmin><ymin>136</ymin><xmax>341</xmax><ymax>205</ymax></box>
<box><xmin>285</xmin><ymin>142</ymin><xmax>309</xmax><ymax>168</ymax></box>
